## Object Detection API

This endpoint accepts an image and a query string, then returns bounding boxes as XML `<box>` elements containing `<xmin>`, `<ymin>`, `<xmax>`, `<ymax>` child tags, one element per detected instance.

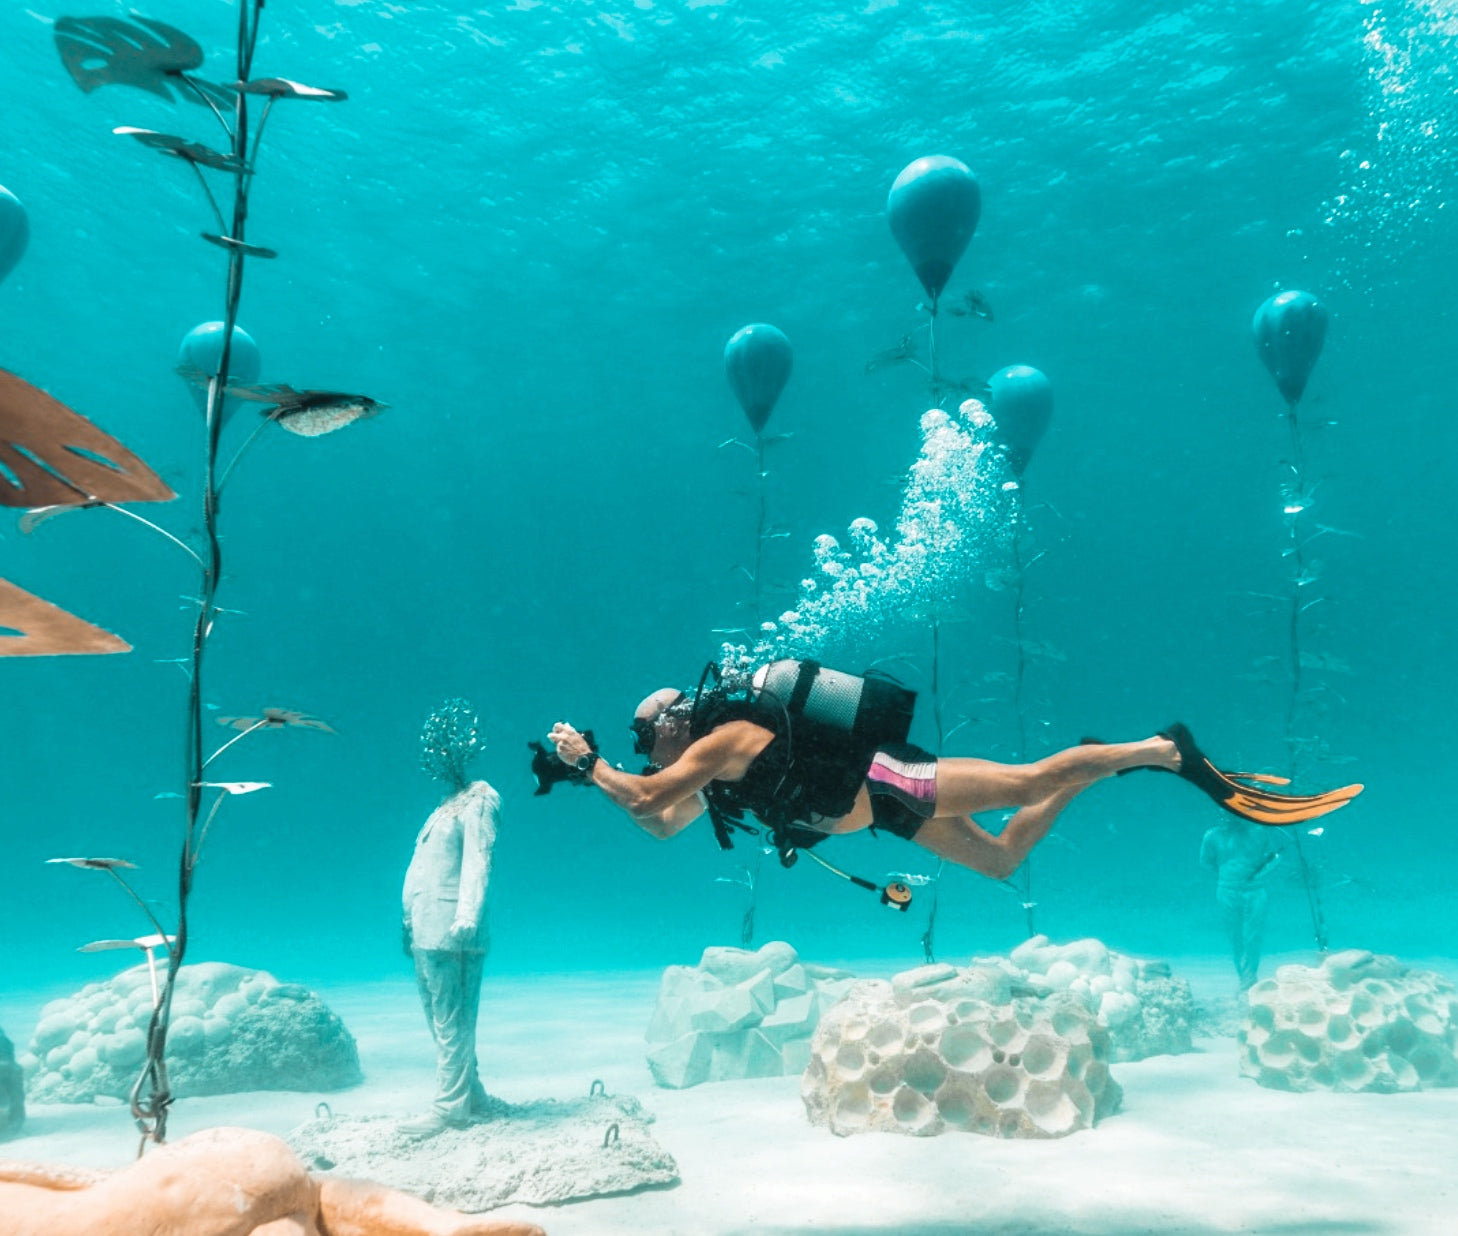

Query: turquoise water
<box><xmin>1</xmin><ymin>0</ymin><xmax>1455</xmax><ymax>1002</ymax></box>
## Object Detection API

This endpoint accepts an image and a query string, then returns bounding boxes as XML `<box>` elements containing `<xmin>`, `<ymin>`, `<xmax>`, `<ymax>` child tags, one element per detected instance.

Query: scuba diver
<box><xmin>541</xmin><ymin>659</ymin><xmax>1363</xmax><ymax>892</ymax></box>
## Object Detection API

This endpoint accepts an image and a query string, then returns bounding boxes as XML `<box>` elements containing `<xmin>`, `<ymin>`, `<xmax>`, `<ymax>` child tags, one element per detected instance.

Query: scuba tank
<box><xmin>750</xmin><ymin>659</ymin><xmax>916</xmax><ymax>770</ymax></box>
<box><xmin>692</xmin><ymin>658</ymin><xmax>919</xmax><ymax>912</ymax></box>
<box><xmin>693</xmin><ymin>657</ymin><xmax>917</xmax><ymax>845</ymax></box>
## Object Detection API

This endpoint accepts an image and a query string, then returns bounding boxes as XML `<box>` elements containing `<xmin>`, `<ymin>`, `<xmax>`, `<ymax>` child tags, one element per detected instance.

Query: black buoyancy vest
<box><xmin>693</xmin><ymin>659</ymin><xmax>917</xmax><ymax>865</ymax></box>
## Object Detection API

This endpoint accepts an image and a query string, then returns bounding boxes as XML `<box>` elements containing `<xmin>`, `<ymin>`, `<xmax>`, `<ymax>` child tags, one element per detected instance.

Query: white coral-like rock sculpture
<box><xmin>981</xmin><ymin>935</ymin><xmax>1195</xmax><ymax>1062</ymax></box>
<box><xmin>802</xmin><ymin>963</ymin><xmax>1122</xmax><ymax>1139</ymax></box>
<box><xmin>645</xmin><ymin>941</ymin><xmax>856</xmax><ymax>1088</ymax></box>
<box><xmin>1239</xmin><ymin>949</ymin><xmax>1458</xmax><ymax>1093</ymax></box>
<box><xmin>26</xmin><ymin>961</ymin><xmax>361</xmax><ymax>1103</ymax></box>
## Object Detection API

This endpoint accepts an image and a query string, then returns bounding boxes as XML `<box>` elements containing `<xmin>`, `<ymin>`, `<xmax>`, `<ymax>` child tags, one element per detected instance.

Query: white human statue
<box><xmin>1200</xmin><ymin>817</ymin><xmax>1281</xmax><ymax>992</ymax></box>
<box><xmin>402</xmin><ymin>699</ymin><xmax>499</xmax><ymax>1136</ymax></box>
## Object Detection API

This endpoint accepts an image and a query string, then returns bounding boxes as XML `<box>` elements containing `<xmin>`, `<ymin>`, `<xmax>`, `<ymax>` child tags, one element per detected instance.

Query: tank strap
<box><xmin>785</xmin><ymin>658</ymin><xmax>819</xmax><ymax>714</ymax></box>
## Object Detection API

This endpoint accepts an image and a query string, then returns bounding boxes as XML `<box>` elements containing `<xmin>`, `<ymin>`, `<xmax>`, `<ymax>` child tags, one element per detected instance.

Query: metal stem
<box><xmin>101</xmin><ymin>503</ymin><xmax>204</xmax><ymax>568</ymax></box>
<box><xmin>753</xmin><ymin>433</ymin><xmax>767</xmax><ymax>624</ymax></box>
<box><xmin>184</xmin><ymin>159</ymin><xmax>228</xmax><ymax>235</ymax></box>
<box><xmin>216</xmin><ymin>415</ymin><xmax>274</xmax><ymax>495</ymax></box>
<box><xmin>203</xmin><ymin>717</ymin><xmax>270</xmax><ymax>769</ymax></box>
<box><xmin>1281</xmin><ymin>398</ymin><xmax>1328</xmax><ymax>953</ymax></box>
<box><xmin>135</xmin><ymin>0</ymin><xmax>262</xmax><ymax>1150</ymax></box>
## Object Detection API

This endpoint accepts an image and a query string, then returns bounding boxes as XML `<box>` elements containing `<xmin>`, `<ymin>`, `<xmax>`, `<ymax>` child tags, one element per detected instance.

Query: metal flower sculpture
<box><xmin>44</xmin><ymin>5</ymin><xmax>375</xmax><ymax>1149</ymax></box>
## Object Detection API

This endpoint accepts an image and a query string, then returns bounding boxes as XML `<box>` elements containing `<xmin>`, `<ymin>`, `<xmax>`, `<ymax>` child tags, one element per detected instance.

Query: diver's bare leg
<box><xmin>933</xmin><ymin>736</ymin><xmax>1176</xmax><ymax>816</ymax></box>
<box><xmin>914</xmin><ymin>782</ymin><xmax>1086</xmax><ymax>880</ymax></box>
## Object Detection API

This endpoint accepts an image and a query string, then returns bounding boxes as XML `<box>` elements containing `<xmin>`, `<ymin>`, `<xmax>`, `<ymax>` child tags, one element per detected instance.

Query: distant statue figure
<box><xmin>402</xmin><ymin>699</ymin><xmax>499</xmax><ymax>1137</ymax></box>
<box><xmin>0</xmin><ymin>1026</ymin><xmax>23</xmax><ymax>1140</ymax></box>
<box><xmin>1200</xmin><ymin>817</ymin><xmax>1281</xmax><ymax>992</ymax></box>
<box><xmin>0</xmin><ymin>1125</ymin><xmax>544</xmax><ymax>1236</ymax></box>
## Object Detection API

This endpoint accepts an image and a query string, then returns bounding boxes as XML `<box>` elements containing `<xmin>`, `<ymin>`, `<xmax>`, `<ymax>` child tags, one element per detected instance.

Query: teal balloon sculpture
<box><xmin>177</xmin><ymin>321</ymin><xmax>261</xmax><ymax>426</ymax></box>
<box><xmin>988</xmin><ymin>364</ymin><xmax>1053</xmax><ymax>474</ymax></box>
<box><xmin>0</xmin><ymin>186</ymin><xmax>29</xmax><ymax>287</ymax></box>
<box><xmin>1253</xmin><ymin>291</ymin><xmax>1328</xmax><ymax>408</ymax></box>
<box><xmin>887</xmin><ymin>156</ymin><xmax>981</xmax><ymax>307</ymax></box>
<box><xmin>725</xmin><ymin>323</ymin><xmax>793</xmax><ymax>434</ymax></box>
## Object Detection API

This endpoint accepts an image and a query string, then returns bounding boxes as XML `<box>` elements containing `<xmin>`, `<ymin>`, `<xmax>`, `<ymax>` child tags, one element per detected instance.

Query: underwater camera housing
<box><xmin>528</xmin><ymin>728</ymin><xmax>599</xmax><ymax>795</ymax></box>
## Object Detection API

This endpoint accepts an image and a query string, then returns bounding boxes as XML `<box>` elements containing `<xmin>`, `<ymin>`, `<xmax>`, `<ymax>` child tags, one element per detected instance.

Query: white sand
<box><xmin>4</xmin><ymin>958</ymin><xmax>1457</xmax><ymax>1235</ymax></box>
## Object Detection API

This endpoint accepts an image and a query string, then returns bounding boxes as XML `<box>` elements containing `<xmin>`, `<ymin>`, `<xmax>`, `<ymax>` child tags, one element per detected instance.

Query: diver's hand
<box><xmin>549</xmin><ymin>722</ymin><xmax>590</xmax><ymax>765</ymax></box>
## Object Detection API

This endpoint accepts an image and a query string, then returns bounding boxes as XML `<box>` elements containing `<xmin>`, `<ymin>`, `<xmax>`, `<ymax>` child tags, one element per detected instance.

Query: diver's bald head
<box><xmin>635</xmin><ymin>687</ymin><xmax>685</xmax><ymax>723</ymax></box>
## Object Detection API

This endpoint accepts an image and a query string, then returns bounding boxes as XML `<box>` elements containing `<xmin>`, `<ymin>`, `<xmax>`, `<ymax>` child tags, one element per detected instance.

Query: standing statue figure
<box><xmin>0</xmin><ymin>1026</ymin><xmax>24</xmax><ymax>1140</ymax></box>
<box><xmin>1200</xmin><ymin>817</ymin><xmax>1281</xmax><ymax>992</ymax></box>
<box><xmin>401</xmin><ymin>699</ymin><xmax>499</xmax><ymax>1137</ymax></box>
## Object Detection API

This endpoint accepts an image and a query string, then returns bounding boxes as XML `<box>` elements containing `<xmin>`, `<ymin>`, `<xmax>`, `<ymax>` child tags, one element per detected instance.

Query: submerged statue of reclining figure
<box><xmin>0</xmin><ymin>1126</ymin><xmax>545</xmax><ymax>1236</ymax></box>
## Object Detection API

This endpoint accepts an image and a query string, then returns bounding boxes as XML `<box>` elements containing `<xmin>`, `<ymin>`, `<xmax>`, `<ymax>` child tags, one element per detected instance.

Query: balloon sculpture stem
<box><xmin>930</xmin><ymin>614</ymin><xmax>944</xmax><ymax>750</ymax></box>
<box><xmin>1008</xmin><ymin>485</ymin><xmax>1036</xmax><ymax>939</ymax></box>
<box><xmin>926</xmin><ymin>300</ymin><xmax>942</xmax><ymax>399</ymax></box>
<box><xmin>1280</xmin><ymin>396</ymin><xmax>1328</xmax><ymax>954</ymax></box>
<box><xmin>753</xmin><ymin>433</ymin><xmax>768</xmax><ymax>624</ymax></box>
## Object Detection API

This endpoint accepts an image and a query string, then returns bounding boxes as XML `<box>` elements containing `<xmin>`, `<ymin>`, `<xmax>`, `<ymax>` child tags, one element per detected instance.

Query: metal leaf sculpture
<box><xmin>238</xmin><ymin>77</ymin><xmax>348</xmax><ymax>102</ymax></box>
<box><xmin>0</xmin><ymin>369</ymin><xmax>174</xmax><ymax>508</ymax></box>
<box><xmin>201</xmin><ymin>234</ymin><xmax>278</xmax><ymax>260</ymax></box>
<box><xmin>0</xmin><ymin>577</ymin><xmax>129</xmax><ymax>655</ymax></box>
<box><xmin>46</xmin><ymin>856</ymin><xmax>138</xmax><ymax>871</ymax></box>
<box><xmin>226</xmin><ymin>382</ymin><xmax>386</xmax><ymax>437</ymax></box>
<box><xmin>216</xmin><ymin>708</ymin><xmax>336</xmax><ymax>733</ymax></box>
<box><xmin>114</xmin><ymin>127</ymin><xmax>244</xmax><ymax>173</ymax></box>
<box><xmin>55</xmin><ymin>15</ymin><xmax>203</xmax><ymax>101</ymax></box>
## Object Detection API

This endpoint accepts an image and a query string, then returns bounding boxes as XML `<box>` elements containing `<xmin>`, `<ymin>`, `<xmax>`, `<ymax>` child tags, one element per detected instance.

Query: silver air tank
<box><xmin>752</xmin><ymin>659</ymin><xmax>864</xmax><ymax>733</ymax></box>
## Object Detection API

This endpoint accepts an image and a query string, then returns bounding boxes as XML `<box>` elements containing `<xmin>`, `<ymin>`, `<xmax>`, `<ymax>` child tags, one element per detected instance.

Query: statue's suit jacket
<box><xmin>402</xmin><ymin>780</ymin><xmax>498</xmax><ymax>952</ymax></box>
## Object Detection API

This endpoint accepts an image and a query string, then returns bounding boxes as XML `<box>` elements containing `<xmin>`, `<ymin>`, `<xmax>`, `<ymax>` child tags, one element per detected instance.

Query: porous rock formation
<box><xmin>977</xmin><ymin>935</ymin><xmax>1194</xmax><ymax>1062</ymax></box>
<box><xmin>0</xmin><ymin>1025</ymin><xmax>23</xmax><ymax>1139</ymax></box>
<box><xmin>1239</xmin><ymin>949</ymin><xmax>1458</xmax><ymax>1092</ymax></box>
<box><xmin>645</xmin><ymin>941</ymin><xmax>856</xmax><ymax>1088</ymax></box>
<box><xmin>802</xmin><ymin>961</ymin><xmax>1122</xmax><ymax>1139</ymax></box>
<box><xmin>27</xmin><ymin>961</ymin><xmax>362</xmax><ymax>1103</ymax></box>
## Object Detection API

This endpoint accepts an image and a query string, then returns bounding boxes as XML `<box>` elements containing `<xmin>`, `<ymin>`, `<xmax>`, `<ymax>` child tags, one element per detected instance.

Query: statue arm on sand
<box><xmin>0</xmin><ymin>1127</ymin><xmax>544</xmax><ymax>1236</ymax></box>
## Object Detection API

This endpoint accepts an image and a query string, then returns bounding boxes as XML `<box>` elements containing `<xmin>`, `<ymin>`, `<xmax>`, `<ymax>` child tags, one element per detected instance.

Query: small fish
<box><xmin>944</xmin><ymin>288</ymin><xmax>995</xmax><ymax>321</ymax></box>
<box><xmin>865</xmin><ymin>335</ymin><xmax>919</xmax><ymax>373</ymax></box>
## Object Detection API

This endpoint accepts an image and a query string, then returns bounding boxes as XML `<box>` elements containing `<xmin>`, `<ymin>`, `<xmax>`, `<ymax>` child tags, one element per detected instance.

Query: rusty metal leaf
<box><xmin>0</xmin><ymin>577</ymin><xmax>130</xmax><ymax>655</ymax></box>
<box><xmin>0</xmin><ymin>368</ymin><xmax>174</xmax><ymax>508</ymax></box>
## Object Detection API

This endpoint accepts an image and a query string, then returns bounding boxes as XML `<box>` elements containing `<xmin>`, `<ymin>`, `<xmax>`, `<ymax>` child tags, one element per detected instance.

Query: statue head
<box><xmin>419</xmin><ymin>698</ymin><xmax>483</xmax><ymax>792</ymax></box>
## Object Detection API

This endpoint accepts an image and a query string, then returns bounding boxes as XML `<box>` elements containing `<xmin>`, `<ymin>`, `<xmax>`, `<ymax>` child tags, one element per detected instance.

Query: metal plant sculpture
<box><xmin>15</xmin><ymin>5</ymin><xmax>381</xmax><ymax>1151</ymax></box>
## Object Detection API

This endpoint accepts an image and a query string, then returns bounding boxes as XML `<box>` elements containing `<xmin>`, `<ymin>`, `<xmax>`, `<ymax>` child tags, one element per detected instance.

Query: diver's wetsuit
<box><xmin>697</xmin><ymin>690</ymin><xmax>937</xmax><ymax>850</ymax></box>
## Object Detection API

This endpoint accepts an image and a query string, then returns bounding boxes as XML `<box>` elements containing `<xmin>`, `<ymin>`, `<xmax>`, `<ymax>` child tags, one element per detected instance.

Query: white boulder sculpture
<box><xmin>26</xmin><ymin>961</ymin><xmax>361</xmax><ymax>1103</ymax></box>
<box><xmin>802</xmin><ymin>962</ymin><xmax>1122</xmax><ymax>1139</ymax></box>
<box><xmin>645</xmin><ymin>941</ymin><xmax>856</xmax><ymax>1088</ymax></box>
<box><xmin>982</xmin><ymin>935</ymin><xmax>1195</xmax><ymax>1062</ymax></box>
<box><xmin>1239</xmin><ymin>949</ymin><xmax>1458</xmax><ymax>1092</ymax></box>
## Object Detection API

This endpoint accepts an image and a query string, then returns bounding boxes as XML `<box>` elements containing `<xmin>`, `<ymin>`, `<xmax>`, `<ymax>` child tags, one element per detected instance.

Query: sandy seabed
<box><xmin>3</xmin><ymin>956</ymin><xmax>1456</xmax><ymax>1236</ymax></box>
